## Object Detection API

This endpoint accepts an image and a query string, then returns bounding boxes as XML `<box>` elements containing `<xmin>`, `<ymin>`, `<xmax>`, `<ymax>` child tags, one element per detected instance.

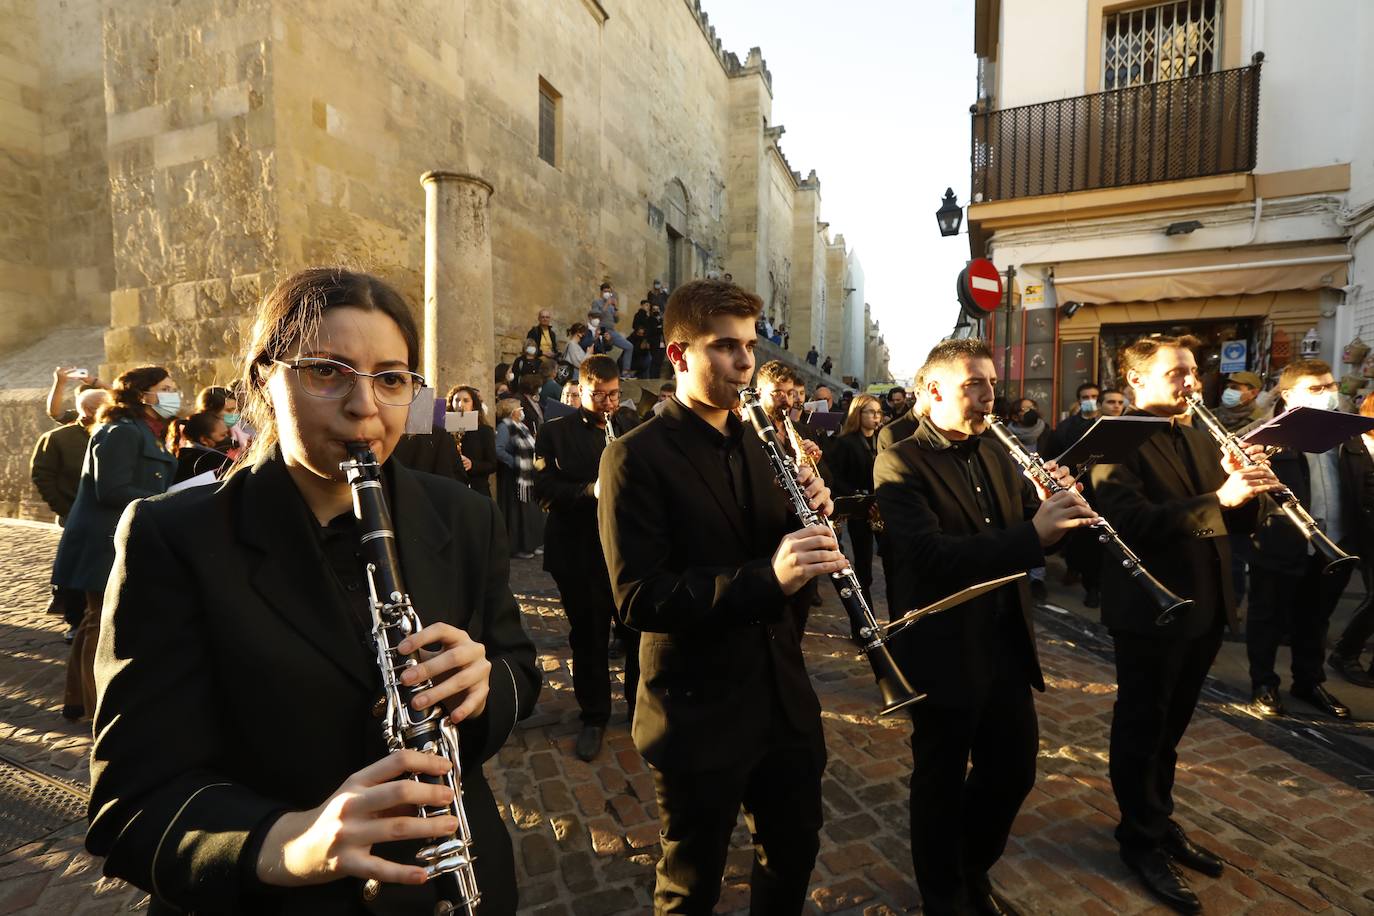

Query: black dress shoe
<box><xmin>1327</xmin><ymin>651</ymin><xmax>1374</xmax><ymax>688</ymax></box>
<box><xmin>1164</xmin><ymin>822</ymin><xmax>1224</xmax><ymax>877</ymax></box>
<box><xmin>575</xmin><ymin>724</ymin><xmax>605</xmax><ymax>761</ymax></box>
<box><xmin>1291</xmin><ymin>683</ymin><xmax>1351</xmax><ymax>719</ymax></box>
<box><xmin>1121</xmin><ymin>848</ymin><xmax>1201</xmax><ymax>914</ymax></box>
<box><xmin>1083</xmin><ymin>587</ymin><xmax>1101</xmax><ymax>608</ymax></box>
<box><xmin>1252</xmin><ymin>684</ymin><xmax>1284</xmax><ymax>717</ymax></box>
<box><xmin>970</xmin><ymin>887</ymin><xmax>1022</xmax><ymax>916</ymax></box>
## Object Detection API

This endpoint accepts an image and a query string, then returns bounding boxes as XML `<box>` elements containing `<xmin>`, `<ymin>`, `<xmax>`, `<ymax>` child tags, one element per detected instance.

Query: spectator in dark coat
<box><xmin>526</xmin><ymin>309</ymin><xmax>559</xmax><ymax>359</ymax></box>
<box><xmin>52</xmin><ymin>365</ymin><xmax>178</xmax><ymax>720</ymax></box>
<box><xmin>448</xmin><ymin>385</ymin><xmax>498</xmax><ymax>498</ymax></box>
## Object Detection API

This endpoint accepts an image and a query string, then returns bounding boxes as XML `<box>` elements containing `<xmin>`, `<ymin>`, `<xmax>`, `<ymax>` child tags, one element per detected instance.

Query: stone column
<box><xmin>420</xmin><ymin>171</ymin><xmax>495</xmax><ymax>397</ymax></box>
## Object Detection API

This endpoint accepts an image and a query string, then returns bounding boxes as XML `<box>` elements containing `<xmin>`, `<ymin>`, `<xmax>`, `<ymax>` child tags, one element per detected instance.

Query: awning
<box><xmin>1052</xmin><ymin>243</ymin><xmax>1349</xmax><ymax>305</ymax></box>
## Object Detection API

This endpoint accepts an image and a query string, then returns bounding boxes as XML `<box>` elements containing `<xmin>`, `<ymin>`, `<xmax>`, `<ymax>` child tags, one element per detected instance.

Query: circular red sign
<box><xmin>960</xmin><ymin>258</ymin><xmax>1003</xmax><ymax>314</ymax></box>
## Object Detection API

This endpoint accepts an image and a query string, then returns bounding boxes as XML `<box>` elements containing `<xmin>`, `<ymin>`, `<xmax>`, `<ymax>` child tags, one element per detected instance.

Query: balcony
<box><xmin>971</xmin><ymin>59</ymin><xmax>1261</xmax><ymax>204</ymax></box>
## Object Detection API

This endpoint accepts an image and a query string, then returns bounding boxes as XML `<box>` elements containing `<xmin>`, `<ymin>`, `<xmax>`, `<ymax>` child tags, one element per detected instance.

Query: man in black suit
<box><xmin>599</xmin><ymin>278</ymin><xmax>846</xmax><ymax>914</ymax></box>
<box><xmin>1247</xmin><ymin>359</ymin><xmax>1371</xmax><ymax>717</ymax></box>
<box><xmin>535</xmin><ymin>354</ymin><xmax>640</xmax><ymax>761</ymax></box>
<box><xmin>1091</xmin><ymin>335</ymin><xmax>1280</xmax><ymax>913</ymax></box>
<box><xmin>874</xmin><ymin>338</ymin><xmax>1097</xmax><ymax>916</ymax></box>
<box><xmin>877</xmin><ymin>375</ymin><xmax>922</xmax><ymax>453</ymax></box>
<box><xmin>1041</xmin><ymin>381</ymin><xmax>1105</xmax><ymax>607</ymax></box>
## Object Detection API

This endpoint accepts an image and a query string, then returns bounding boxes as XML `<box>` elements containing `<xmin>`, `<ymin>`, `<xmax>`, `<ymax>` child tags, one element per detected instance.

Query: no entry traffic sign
<box><xmin>957</xmin><ymin>258</ymin><xmax>1004</xmax><ymax>318</ymax></box>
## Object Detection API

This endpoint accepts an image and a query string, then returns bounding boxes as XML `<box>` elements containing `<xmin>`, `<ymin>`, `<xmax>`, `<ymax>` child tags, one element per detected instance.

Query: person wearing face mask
<box><xmin>511</xmin><ymin>339</ymin><xmax>542</xmax><ymax>381</ymax></box>
<box><xmin>1005</xmin><ymin>398</ymin><xmax>1045</xmax><ymax>454</ymax></box>
<box><xmin>590</xmin><ymin>282</ymin><xmax>637</xmax><ymax>377</ymax></box>
<box><xmin>85</xmin><ymin>269</ymin><xmax>540</xmax><ymax>913</ymax></box>
<box><xmin>525</xmin><ymin>309</ymin><xmax>559</xmax><ymax>360</ymax></box>
<box><xmin>170</xmin><ymin>411</ymin><xmax>234</xmax><ymax>484</ymax></box>
<box><xmin>196</xmin><ymin>385</ymin><xmax>246</xmax><ymax>459</ymax></box>
<box><xmin>1043</xmin><ymin>383</ymin><xmax>1101</xmax><ymax>457</ymax></box>
<box><xmin>51</xmin><ymin>365</ymin><xmax>178</xmax><ymax>720</ymax></box>
<box><xmin>1043</xmin><ymin>383</ymin><xmax>1106</xmax><ymax>607</ymax></box>
<box><xmin>1245</xmin><ymin>359</ymin><xmax>1367</xmax><ymax>721</ymax></box>
<box><xmin>563</xmin><ymin>322</ymin><xmax>590</xmax><ymax>369</ymax></box>
<box><xmin>647</xmin><ymin>278</ymin><xmax>668</xmax><ymax>310</ymax></box>
<box><xmin>1216</xmin><ymin>371</ymin><xmax>1265</xmax><ymax>432</ymax></box>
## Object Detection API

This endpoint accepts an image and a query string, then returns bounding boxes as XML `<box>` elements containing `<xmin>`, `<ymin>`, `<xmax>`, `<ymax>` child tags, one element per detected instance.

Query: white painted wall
<box><xmin>995</xmin><ymin>1</ymin><xmax>1090</xmax><ymax>108</ymax></box>
<box><xmin>843</xmin><ymin>253</ymin><xmax>866</xmax><ymax>380</ymax></box>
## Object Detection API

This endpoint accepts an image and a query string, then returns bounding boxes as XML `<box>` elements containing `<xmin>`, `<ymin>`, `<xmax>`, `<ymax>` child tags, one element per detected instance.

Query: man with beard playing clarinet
<box><xmin>1090</xmin><ymin>335</ymin><xmax>1280</xmax><ymax>914</ymax></box>
<box><xmin>874</xmin><ymin>338</ymin><xmax>1098</xmax><ymax>916</ymax></box>
<box><xmin>598</xmin><ymin>278</ymin><xmax>846</xmax><ymax>914</ymax></box>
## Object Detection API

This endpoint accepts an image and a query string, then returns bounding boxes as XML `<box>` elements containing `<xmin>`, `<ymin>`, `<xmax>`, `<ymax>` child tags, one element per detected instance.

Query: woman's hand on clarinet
<box><xmin>795</xmin><ymin>459</ymin><xmax>834</xmax><ymax>518</ymax></box>
<box><xmin>772</xmin><ymin>524</ymin><xmax>847</xmax><ymax>596</ymax></box>
<box><xmin>397</xmin><ymin>624</ymin><xmax>492</xmax><ymax>723</ymax></box>
<box><xmin>255</xmin><ymin>750</ymin><xmax>457</xmax><ymax>888</ymax></box>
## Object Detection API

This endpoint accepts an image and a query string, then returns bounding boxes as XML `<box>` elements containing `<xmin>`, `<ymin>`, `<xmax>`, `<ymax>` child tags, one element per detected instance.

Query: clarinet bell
<box><xmin>867</xmin><ymin>643</ymin><xmax>926</xmax><ymax>715</ymax></box>
<box><xmin>1138</xmin><ymin>569</ymin><xmax>1193</xmax><ymax>627</ymax></box>
<box><xmin>1314</xmin><ymin>535</ymin><xmax>1360</xmax><ymax>576</ymax></box>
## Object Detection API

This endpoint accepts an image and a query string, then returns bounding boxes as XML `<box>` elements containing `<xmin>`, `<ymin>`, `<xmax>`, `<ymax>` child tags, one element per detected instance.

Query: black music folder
<box><xmin>541</xmin><ymin>398</ymin><xmax>577</xmax><ymax>421</ymax></box>
<box><xmin>1054</xmin><ymin>415</ymin><xmax>1171</xmax><ymax>468</ymax></box>
<box><xmin>1242</xmin><ymin>406</ymin><xmax>1374</xmax><ymax>453</ymax></box>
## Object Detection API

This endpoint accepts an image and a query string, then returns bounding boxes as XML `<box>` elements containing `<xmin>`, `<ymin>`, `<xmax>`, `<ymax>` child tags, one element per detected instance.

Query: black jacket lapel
<box><xmin>388</xmin><ymin>461</ymin><xmax>462</xmax><ymax>637</ymax></box>
<box><xmin>925</xmin><ymin>447</ymin><xmax>987</xmax><ymax>530</ymax></box>
<box><xmin>235</xmin><ymin>455</ymin><xmax>377</xmax><ymax>692</ymax></box>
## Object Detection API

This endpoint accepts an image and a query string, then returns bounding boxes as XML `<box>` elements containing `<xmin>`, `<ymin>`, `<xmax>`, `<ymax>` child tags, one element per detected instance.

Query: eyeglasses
<box><xmin>273</xmin><ymin>357</ymin><xmax>426</xmax><ymax>407</ymax></box>
<box><xmin>860</xmin><ymin>409</ymin><xmax>884</xmax><ymax>417</ymax></box>
<box><xmin>586</xmin><ymin>390</ymin><xmax>621</xmax><ymax>404</ymax></box>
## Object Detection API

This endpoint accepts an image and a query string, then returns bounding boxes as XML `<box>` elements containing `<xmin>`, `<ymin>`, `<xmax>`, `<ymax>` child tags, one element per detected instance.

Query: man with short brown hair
<box><xmin>599</xmin><ymin>278</ymin><xmax>844</xmax><ymax>912</ymax></box>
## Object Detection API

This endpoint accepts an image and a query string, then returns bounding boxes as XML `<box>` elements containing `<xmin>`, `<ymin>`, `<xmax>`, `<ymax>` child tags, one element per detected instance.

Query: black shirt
<box><xmin>315</xmin><ymin>510</ymin><xmax>375</xmax><ymax>652</ymax></box>
<box><xmin>952</xmin><ymin>437</ymin><xmax>1003</xmax><ymax>528</ymax></box>
<box><xmin>679</xmin><ymin>402</ymin><xmax>751</xmax><ymax>514</ymax></box>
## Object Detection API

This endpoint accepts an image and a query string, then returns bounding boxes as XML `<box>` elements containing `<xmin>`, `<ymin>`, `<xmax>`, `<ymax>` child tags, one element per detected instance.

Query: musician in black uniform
<box><xmin>874</xmin><ymin>338</ymin><xmax>1096</xmax><ymax>916</ymax></box>
<box><xmin>534</xmin><ymin>354</ymin><xmax>640</xmax><ymax>762</ymax></box>
<box><xmin>1245</xmin><ymin>358</ymin><xmax>1370</xmax><ymax>719</ymax></box>
<box><xmin>598</xmin><ymin>278</ymin><xmax>845</xmax><ymax>914</ymax></box>
<box><xmin>86</xmin><ymin>268</ymin><xmax>542</xmax><ymax>914</ymax></box>
<box><xmin>1090</xmin><ymin>335</ymin><xmax>1280</xmax><ymax>914</ymax></box>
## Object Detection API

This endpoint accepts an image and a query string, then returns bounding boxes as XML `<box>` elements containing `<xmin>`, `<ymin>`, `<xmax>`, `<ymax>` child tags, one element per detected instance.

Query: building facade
<box><xmin>966</xmin><ymin>0</ymin><xmax>1374</xmax><ymax>422</ymax></box>
<box><xmin>0</xmin><ymin>0</ymin><xmax>881</xmax><ymax>518</ymax></box>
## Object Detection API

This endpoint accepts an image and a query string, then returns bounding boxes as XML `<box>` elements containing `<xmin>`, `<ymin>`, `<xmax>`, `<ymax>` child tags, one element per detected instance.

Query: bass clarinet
<box><xmin>1186</xmin><ymin>392</ymin><xmax>1358</xmax><ymax>575</ymax></box>
<box><xmin>342</xmin><ymin>444</ymin><xmax>480</xmax><ymax>914</ymax></box>
<box><xmin>984</xmin><ymin>417</ymin><xmax>1195</xmax><ymax>626</ymax></box>
<box><xmin>738</xmin><ymin>387</ymin><xmax>924</xmax><ymax>716</ymax></box>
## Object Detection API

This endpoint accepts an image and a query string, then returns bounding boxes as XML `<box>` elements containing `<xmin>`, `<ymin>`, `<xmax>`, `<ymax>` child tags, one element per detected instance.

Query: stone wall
<box><xmin>0</xmin><ymin>0</ymin><xmax>49</xmax><ymax>354</ymax></box>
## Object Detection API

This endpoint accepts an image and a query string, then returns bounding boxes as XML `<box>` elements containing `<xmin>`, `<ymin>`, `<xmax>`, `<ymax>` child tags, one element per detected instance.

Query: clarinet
<box><xmin>603</xmin><ymin>411</ymin><xmax>617</xmax><ymax>447</ymax></box>
<box><xmin>1186</xmin><ymin>393</ymin><xmax>1358</xmax><ymax>575</ymax></box>
<box><xmin>341</xmin><ymin>444</ymin><xmax>480</xmax><ymax>914</ymax></box>
<box><xmin>738</xmin><ymin>388</ymin><xmax>924</xmax><ymax>716</ymax></box>
<box><xmin>984</xmin><ymin>417</ymin><xmax>1194</xmax><ymax>626</ymax></box>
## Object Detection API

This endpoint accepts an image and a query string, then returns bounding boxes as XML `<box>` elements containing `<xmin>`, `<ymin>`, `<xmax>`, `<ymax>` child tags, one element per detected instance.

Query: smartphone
<box><xmin>71</xmin><ymin>368</ymin><xmax>90</xmax><ymax>379</ymax></box>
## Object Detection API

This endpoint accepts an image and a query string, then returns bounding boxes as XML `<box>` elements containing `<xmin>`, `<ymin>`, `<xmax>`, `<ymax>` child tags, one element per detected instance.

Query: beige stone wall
<box><xmin>824</xmin><ymin>235</ymin><xmax>846</xmax><ymax>370</ymax></box>
<box><xmin>0</xmin><ymin>0</ymin><xmax>50</xmax><ymax>353</ymax></box>
<box><xmin>100</xmin><ymin>0</ymin><xmax>278</xmax><ymax>397</ymax></box>
<box><xmin>761</xmin><ymin>145</ymin><xmax>797</xmax><ymax>332</ymax></box>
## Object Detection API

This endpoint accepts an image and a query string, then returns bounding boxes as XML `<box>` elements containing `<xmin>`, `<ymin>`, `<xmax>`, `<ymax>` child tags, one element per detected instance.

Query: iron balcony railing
<box><xmin>971</xmin><ymin>56</ymin><xmax>1262</xmax><ymax>203</ymax></box>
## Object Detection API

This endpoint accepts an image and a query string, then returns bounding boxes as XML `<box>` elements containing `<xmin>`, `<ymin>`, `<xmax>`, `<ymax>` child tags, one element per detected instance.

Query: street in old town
<box><xmin>2</xmin><ymin>517</ymin><xmax>1372</xmax><ymax>915</ymax></box>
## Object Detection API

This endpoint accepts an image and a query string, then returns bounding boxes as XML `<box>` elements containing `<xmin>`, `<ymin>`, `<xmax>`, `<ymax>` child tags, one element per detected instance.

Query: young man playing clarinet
<box><xmin>598</xmin><ymin>278</ymin><xmax>847</xmax><ymax>913</ymax></box>
<box><xmin>874</xmin><ymin>339</ymin><xmax>1098</xmax><ymax>916</ymax></box>
<box><xmin>1091</xmin><ymin>336</ymin><xmax>1280</xmax><ymax>913</ymax></box>
<box><xmin>534</xmin><ymin>354</ymin><xmax>639</xmax><ymax>762</ymax></box>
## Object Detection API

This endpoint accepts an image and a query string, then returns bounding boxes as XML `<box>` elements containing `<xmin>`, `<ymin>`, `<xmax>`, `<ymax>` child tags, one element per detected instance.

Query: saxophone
<box><xmin>341</xmin><ymin>444</ymin><xmax>480</xmax><ymax>914</ymax></box>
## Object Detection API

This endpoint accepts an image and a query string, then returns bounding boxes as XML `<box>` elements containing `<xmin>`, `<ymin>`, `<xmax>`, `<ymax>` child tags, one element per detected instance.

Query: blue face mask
<box><xmin>1220</xmin><ymin>388</ymin><xmax>1243</xmax><ymax>408</ymax></box>
<box><xmin>1080</xmin><ymin>398</ymin><xmax>1098</xmax><ymax>414</ymax></box>
<box><xmin>221</xmin><ymin>411</ymin><xmax>240</xmax><ymax>429</ymax></box>
<box><xmin>151</xmin><ymin>391</ymin><xmax>181</xmax><ymax>419</ymax></box>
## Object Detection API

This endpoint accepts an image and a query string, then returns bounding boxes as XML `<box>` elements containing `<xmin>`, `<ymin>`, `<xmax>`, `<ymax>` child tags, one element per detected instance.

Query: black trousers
<box><xmin>1065</xmin><ymin>528</ymin><xmax>1101</xmax><ymax>591</ymax></box>
<box><xmin>1335</xmin><ymin>563</ymin><xmax>1374</xmax><ymax>658</ymax></box>
<box><xmin>650</xmin><ymin>734</ymin><xmax>824</xmax><ymax>915</ymax></box>
<box><xmin>1109</xmin><ymin>622</ymin><xmax>1222</xmax><ymax>852</ymax></box>
<box><xmin>848</xmin><ymin>519</ymin><xmax>874</xmax><ymax>599</ymax></box>
<box><xmin>908</xmin><ymin>674</ymin><xmax>1039</xmax><ymax>916</ymax></box>
<box><xmin>1247</xmin><ymin>557</ymin><xmax>1351</xmax><ymax>690</ymax></box>
<box><xmin>550</xmin><ymin>568</ymin><xmax>639</xmax><ymax>725</ymax></box>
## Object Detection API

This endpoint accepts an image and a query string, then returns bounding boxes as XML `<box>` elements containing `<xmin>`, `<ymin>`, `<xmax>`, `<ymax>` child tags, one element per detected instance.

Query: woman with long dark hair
<box><xmin>827</xmin><ymin>394</ymin><xmax>885</xmax><ymax>613</ymax></box>
<box><xmin>51</xmin><ymin>365</ymin><xmax>178</xmax><ymax>720</ymax></box>
<box><xmin>446</xmin><ymin>384</ymin><xmax>497</xmax><ymax>498</ymax></box>
<box><xmin>86</xmin><ymin>268</ymin><xmax>541</xmax><ymax>914</ymax></box>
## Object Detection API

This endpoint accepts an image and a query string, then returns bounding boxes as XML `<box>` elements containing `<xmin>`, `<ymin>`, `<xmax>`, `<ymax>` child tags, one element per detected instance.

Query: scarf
<box><xmin>505</xmin><ymin>419</ymin><xmax>536</xmax><ymax>502</ymax></box>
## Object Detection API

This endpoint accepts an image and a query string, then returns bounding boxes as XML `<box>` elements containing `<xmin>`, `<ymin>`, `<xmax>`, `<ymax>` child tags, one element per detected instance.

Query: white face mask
<box><xmin>525</xmin><ymin>346</ymin><xmax>536</xmax><ymax>355</ymax></box>
<box><xmin>1080</xmin><ymin>398</ymin><xmax>1098</xmax><ymax>414</ymax></box>
<box><xmin>1294</xmin><ymin>390</ymin><xmax>1339</xmax><ymax>411</ymax></box>
<box><xmin>588</xmin><ymin>318</ymin><xmax>600</xmax><ymax>329</ymax></box>
<box><xmin>602</xmin><ymin>291</ymin><xmax>613</xmax><ymax>300</ymax></box>
<box><xmin>151</xmin><ymin>391</ymin><xmax>181</xmax><ymax>419</ymax></box>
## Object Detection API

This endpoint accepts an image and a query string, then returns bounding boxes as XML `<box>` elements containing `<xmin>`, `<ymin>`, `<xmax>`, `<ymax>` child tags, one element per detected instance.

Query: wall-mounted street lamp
<box><xmin>936</xmin><ymin>188</ymin><xmax>964</xmax><ymax>237</ymax></box>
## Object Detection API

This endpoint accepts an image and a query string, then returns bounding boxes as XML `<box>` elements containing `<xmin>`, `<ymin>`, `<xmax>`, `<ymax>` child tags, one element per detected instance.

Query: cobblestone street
<box><xmin>2</xmin><ymin>517</ymin><xmax>1373</xmax><ymax>914</ymax></box>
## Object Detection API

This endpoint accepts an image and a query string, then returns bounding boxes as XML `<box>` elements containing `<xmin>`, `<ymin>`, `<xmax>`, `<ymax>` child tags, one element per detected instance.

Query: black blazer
<box><xmin>876</xmin><ymin>410</ymin><xmax>919</xmax><ymax>453</ymax></box>
<box><xmin>390</xmin><ymin>426</ymin><xmax>465</xmax><ymax>483</ymax></box>
<box><xmin>458</xmin><ymin>425</ymin><xmax>498</xmax><ymax>496</ymax></box>
<box><xmin>827</xmin><ymin>430</ymin><xmax>877</xmax><ymax>498</ymax></box>
<box><xmin>1089</xmin><ymin>413</ymin><xmax>1257</xmax><ymax>638</ymax></box>
<box><xmin>87</xmin><ymin>452</ymin><xmax>541</xmax><ymax>914</ymax></box>
<box><xmin>597</xmin><ymin>398</ymin><xmax>822</xmax><ymax>772</ymax></box>
<box><xmin>1249</xmin><ymin>436</ymin><xmax>1374</xmax><ymax>575</ymax></box>
<box><xmin>873</xmin><ymin>417</ymin><xmax>1046</xmax><ymax>707</ymax></box>
<box><xmin>534</xmin><ymin>409</ymin><xmax>637</xmax><ymax>576</ymax></box>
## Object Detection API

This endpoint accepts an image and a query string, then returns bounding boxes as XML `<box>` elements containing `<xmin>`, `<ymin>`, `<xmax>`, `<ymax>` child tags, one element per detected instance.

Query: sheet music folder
<box><xmin>1054</xmin><ymin>415</ymin><xmax>1171</xmax><ymax>469</ymax></box>
<box><xmin>1241</xmin><ymin>406</ymin><xmax>1374</xmax><ymax>453</ymax></box>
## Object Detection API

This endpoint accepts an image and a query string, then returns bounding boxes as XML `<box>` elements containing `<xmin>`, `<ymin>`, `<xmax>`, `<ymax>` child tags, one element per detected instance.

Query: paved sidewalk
<box><xmin>1</xmin><ymin>517</ymin><xmax>1372</xmax><ymax>914</ymax></box>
